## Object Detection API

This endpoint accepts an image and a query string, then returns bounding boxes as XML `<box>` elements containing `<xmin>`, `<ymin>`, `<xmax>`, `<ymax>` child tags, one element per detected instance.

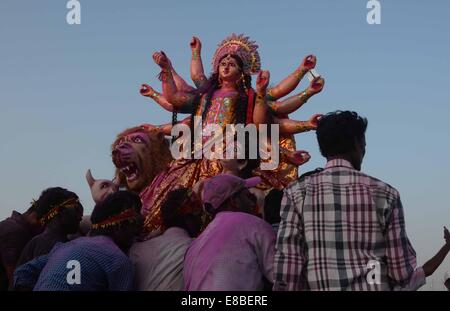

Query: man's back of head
<box><xmin>35</xmin><ymin>187</ymin><xmax>83</xmax><ymax>235</ymax></box>
<box><xmin>316</xmin><ymin>111</ymin><xmax>368</xmax><ymax>171</ymax></box>
<box><xmin>90</xmin><ymin>190</ymin><xmax>142</xmax><ymax>252</ymax></box>
<box><xmin>202</xmin><ymin>174</ymin><xmax>261</xmax><ymax>217</ymax></box>
<box><xmin>160</xmin><ymin>188</ymin><xmax>203</xmax><ymax>238</ymax></box>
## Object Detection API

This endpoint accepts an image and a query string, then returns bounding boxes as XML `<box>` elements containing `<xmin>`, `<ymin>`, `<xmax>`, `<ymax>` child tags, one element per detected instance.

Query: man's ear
<box><xmin>355</xmin><ymin>136</ymin><xmax>366</xmax><ymax>154</ymax></box>
<box><xmin>29</xmin><ymin>211</ymin><xmax>40</xmax><ymax>226</ymax></box>
<box><xmin>203</xmin><ymin>203</ymin><xmax>215</xmax><ymax>215</ymax></box>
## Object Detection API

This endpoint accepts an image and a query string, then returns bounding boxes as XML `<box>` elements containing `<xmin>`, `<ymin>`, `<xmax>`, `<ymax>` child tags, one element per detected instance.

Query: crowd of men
<box><xmin>1</xmin><ymin>111</ymin><xmax>449</xmax><ymax>291</ymax></box>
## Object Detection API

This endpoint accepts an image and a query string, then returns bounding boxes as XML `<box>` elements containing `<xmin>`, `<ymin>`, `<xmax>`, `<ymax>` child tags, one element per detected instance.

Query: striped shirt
<box><xmin>274</xmin><ymin>158</ymin><xmax>417</xmax><ymax>291</ymax></box>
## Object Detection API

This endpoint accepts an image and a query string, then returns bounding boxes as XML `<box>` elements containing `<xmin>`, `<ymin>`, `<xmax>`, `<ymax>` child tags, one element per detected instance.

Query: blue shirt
<box><xmin>14</xmin><ymin>236</ymin><xmax>133</xmax><ymax>291</ymax></box>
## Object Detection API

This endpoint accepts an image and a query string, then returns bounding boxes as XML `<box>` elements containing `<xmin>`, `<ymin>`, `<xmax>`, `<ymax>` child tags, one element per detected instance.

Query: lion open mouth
<box><xmin>120</xmin><ymin>162</ymin><xmax>139</xmax><ymax>182</ymax></box>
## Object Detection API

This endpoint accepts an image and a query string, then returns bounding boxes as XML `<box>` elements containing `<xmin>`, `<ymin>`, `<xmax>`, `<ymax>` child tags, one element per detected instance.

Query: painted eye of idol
<box><xmin>220</xmin><ymin>61</ymin><xmax>236</xmax><ymax>67</ymax></box>
<box><xmin>129</xmin><ymin>133</ymin><xmax>147</xmax><ymax>144</ymax></box>
<box><xmin>220</xmin><ymin>55</ymin><xmax>238</xmax><ymax>69</ymax></box>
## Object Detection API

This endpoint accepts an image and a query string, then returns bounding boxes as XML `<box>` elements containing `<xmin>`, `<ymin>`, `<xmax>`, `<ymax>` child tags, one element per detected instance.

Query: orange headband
<box><xmin>39</xmin><ymin>197</ymin><xmax>80</xmax><ymax>225</ymax></box>
<box><xmin>91</xmin><ymin>208</ymin><xmax>137</xmax><ymax>230</ymax></box>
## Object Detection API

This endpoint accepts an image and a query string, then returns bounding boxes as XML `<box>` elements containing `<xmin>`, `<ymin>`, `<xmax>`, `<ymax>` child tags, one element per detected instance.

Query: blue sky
<box><xmin>1</xmin><ymin>0</ymin><xmax>450</xmax><ymax>289</ymax></box>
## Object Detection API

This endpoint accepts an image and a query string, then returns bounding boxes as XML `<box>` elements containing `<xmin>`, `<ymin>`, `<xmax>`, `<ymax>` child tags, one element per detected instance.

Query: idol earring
<box><xmin>240</xmin><ymin>73</ymin><xmax>247</xmax><ymax>92</ymax></box>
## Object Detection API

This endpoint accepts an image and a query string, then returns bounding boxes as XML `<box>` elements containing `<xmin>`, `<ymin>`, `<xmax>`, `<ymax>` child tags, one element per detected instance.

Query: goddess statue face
<box><xmin>218</xmin><ymin>54</ymin><xmax>242</xmax><ymax>83</ymax></box>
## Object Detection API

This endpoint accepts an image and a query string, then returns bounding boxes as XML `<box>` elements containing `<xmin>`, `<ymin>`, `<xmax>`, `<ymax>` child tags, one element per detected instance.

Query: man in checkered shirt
<box><xmin>274</xmin><ymin>111</ymin><xmax>418</xmax><ymax>290</ymax></box>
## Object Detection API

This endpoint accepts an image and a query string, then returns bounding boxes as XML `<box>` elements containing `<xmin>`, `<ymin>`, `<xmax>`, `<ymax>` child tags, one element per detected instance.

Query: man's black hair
<box><xmin>161</xmin><ymin>188</ymin><xmax>203</xmax><ymax>237</ymax></box>
<box><xmin>35</xmin><ymin>187</ymin><xmax>79</xmax><ymax>221</ymax></box>
<box><xmin>90</xmin><ymin>190</ymin><xmax>141</xmax><ymax>235</ymax></box>
<box><xmin>264</xmin><ymin>189</ymin><xmax>283</xmax><ymax>225</ymax></box>
<box><xmin>161</xmin><ymin>188</ymin><xmax>193</xmax><ymax>229</ymax></box>
<box><xmin>316</xmin><ymin>111</ymin><xmax>368</xmax><ymax>158</ymax></box>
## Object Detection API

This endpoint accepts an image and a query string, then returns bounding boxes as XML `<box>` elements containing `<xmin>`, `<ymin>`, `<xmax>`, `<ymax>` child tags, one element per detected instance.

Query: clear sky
<box><xmin>1</xmin><ymin>0</ymin><xmax>449</xmax><ymax>290</ymax></box>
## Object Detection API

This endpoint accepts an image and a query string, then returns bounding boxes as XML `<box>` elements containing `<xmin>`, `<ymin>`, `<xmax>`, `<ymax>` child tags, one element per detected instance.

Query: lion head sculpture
<box><xmin>111</xmin><ymin>124</ymin><xmax>172</xmax><ymax>193</ymax></box>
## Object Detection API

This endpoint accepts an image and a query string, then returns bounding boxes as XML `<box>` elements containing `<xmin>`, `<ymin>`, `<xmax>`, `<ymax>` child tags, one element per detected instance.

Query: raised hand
<box><xmin>140</xmin><ymin>84</ymin><xmax>155</xmax><ymax>97</ymax></box>
<box><xmin>140</xmin><ymin>84</ymin><xmax>177</xmax><ymax>112</ymax></box>
<box><xmin>308</xmin><ymin>114</ymin><xmax>323</xmax><ymax>129</ymax></box>
<box><xmin>190</xmin><ymin>36</ymin><xmax>202</xmax><ymax>53</ymax></box>
<box><xmin>299</xmin><ymin>55</ymin><xmax>317</xmax><ymax>72</ymax></box>
<box><xmin>152</xmin><ymin>51</ymin><xmax>171</xmax><ymax>70</ymax></box>
<box><xmin>307</xmin><ymin>76</ymin><xmax>325</xmax><ymax>96</ymax></box>
<box><xmin>190</xmin><ymin>36</ymin><xmax>207</xmax><ymax>88</ymax></box>
<box><xmin>256</xmin><ymin>70</ymin><xmax>270</xmax><ymax>93</ymax></box>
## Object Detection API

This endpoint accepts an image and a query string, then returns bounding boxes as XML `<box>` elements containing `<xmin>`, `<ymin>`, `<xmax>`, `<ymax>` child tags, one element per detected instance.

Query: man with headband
<box><xmin>17</xmin><ymin>187</ymin><xmax>83</xmax><ymax>266</ymax></box>
<box><xmin>13</xmin><ymin>191</ymin><xmax>142</xmax><ymax>291</ymax></box>
<box><xmin>0</xmin><ymin>199</ymin><xmax>41</xmax><ymax>290</ymax></box>
<box><xmin>130</xmin><ymin>188</ymin><xmax>203</xmax><ymax>291</ymax></box>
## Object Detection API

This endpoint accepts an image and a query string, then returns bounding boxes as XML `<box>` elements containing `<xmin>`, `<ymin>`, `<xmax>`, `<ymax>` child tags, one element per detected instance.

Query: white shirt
<box><xmin>184</xmin><ymin>211</ymin><xmax>276</xmax><ymax>291</ymax></box>
<box><xmin>129</xmin><ymin>227</ymin><xmax>192</xmax><ymax>291</ymax></box>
